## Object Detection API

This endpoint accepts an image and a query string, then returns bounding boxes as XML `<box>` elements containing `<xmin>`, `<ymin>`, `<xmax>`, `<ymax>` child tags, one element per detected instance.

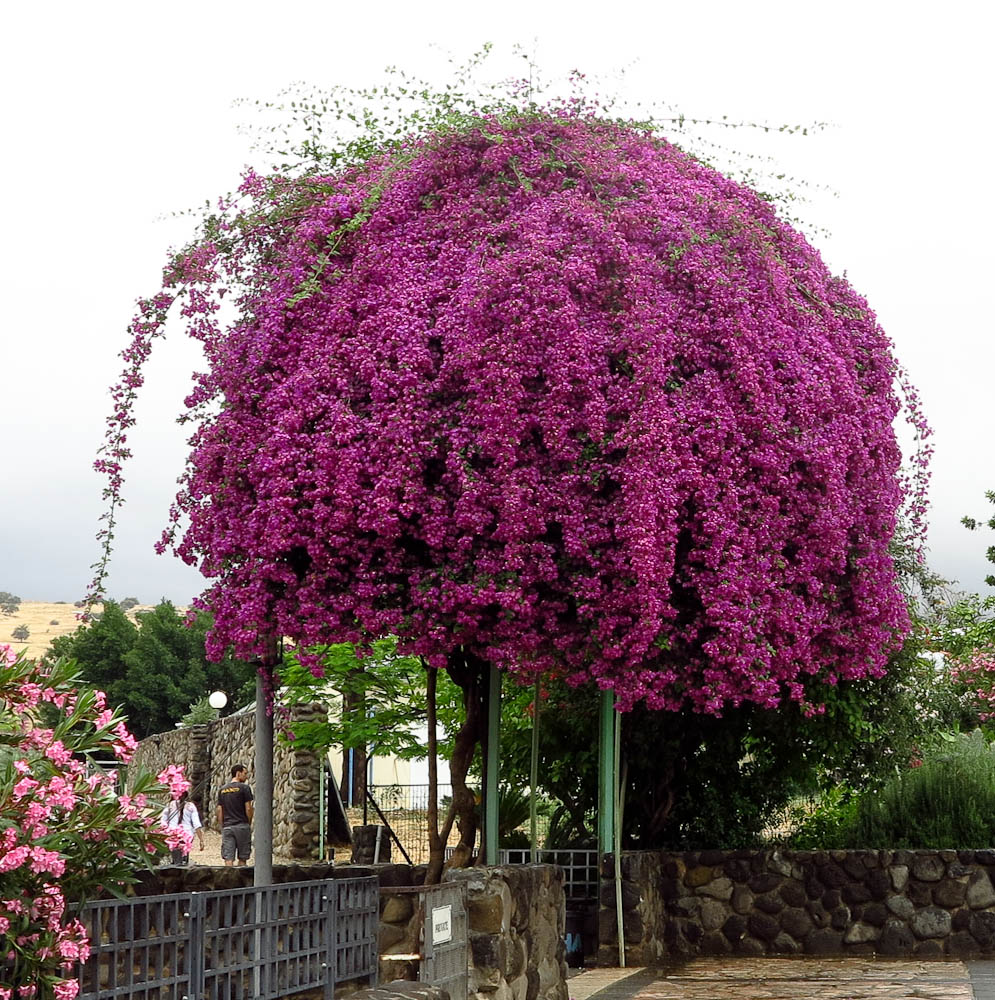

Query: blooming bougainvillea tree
<box><xmin>0</xmin><ymin>644</ymin><xmax>188</xmax><ymax>997</ymax></box>
<box><xmin>90</xmin><ymin>96</ymin><xmax>930</xmax><ymax>868</ymax></box>
<box><xmin>102</xmin><ymin>112</ymin><xmax>925</xmax><ymax>703</ymax></box>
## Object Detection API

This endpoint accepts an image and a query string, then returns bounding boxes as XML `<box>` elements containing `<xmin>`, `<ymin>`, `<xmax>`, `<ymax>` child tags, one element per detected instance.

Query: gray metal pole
<box><xmin>484</xmin><ymin>663</ymin><xmax>500</xmax><ymax>865</ymax></box>
<box><xmin>597</xmin><ymin>691</ymin><xmax>615</xmax><ymax>857</ymax></box>
<box><xmin>254</xmin><ymin>659</ymin><xmax>274</xmax><ymax>886</ymax></box>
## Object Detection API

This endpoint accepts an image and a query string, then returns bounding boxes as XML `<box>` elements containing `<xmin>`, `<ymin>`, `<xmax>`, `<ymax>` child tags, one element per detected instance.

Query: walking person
<box><xmin>216</xmin><ymin>762</ymin><xmax>254</xmax><ymax>867</ymax></box>
<box><xmin>159</xmin><ymin>790</ymin><xmax>205</xmax><ymax>865</ymax></box>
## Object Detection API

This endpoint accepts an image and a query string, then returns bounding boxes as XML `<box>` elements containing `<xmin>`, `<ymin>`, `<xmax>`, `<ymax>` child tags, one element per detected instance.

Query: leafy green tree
<box><xmin>49</xmin><ymin>601</ymin><xmax>255</xmax><ymax>738</ymax></box>
<box><xmin>0</xmin><ymin>592</ymin><xmax>21</xmax><ymax>616</ymax></box>
<box><xmin>281</xmin><ymin>641</ymin><xmax>472</xmax><ymax>868</ymax></box>
<box><xmin>11</xmin><ymin>624</ymin><xmax>29</xmax><ymax>642</ymax></box>
<box><xmin>281</xmin><ymin>639</ymin><xmax>463</xmax><ymax>760</ymax></box>
<box><xmin>48</xmin><ymin>601</ymin><xmax>138</xmax><ymax>719</ymax></box>
<box><xmin>963</xmin><ymin>490</ymin><xmax>995</xmax><ymax>588</ymax></box>
<box><xmin>178</xmin><ymin>696</ymin><xmax>220</xmax><ymax>727</ymax></box>
<box><xmin>794</xmin><ymin>730</ymin><xmax>995</xmax><ymax>849</ymax></box>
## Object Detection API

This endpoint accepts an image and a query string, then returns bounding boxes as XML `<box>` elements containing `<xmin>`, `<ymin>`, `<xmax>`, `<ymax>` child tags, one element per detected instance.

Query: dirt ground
<box><xmin>179</xmin><ymin>826</ymin><xmax>301</xmax><ymax>868</ymax></box>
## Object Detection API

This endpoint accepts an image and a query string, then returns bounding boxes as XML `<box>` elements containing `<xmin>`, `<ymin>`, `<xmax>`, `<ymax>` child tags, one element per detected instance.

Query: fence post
<box><xmin>324</xmin><ymin>879</ymin><xmax>337</xmax><ymax>1000</ymax></box>
<box><xmin>187</xmin><ymin>892</ymin><xmax>204</xmax><ymax>1000</ymax></box>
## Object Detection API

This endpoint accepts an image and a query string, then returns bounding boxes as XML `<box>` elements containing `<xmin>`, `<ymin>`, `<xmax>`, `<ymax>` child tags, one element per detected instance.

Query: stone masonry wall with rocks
<box><xmin>599</xmin><ymin>849</ymin><xmax>995</xmax><ymax>962</ymax></box>
<box><xmin>129</xmin><ymin>723</ymin><xmax>210</xmax><ymax>817</ymax></box>
<box><xmin>130</xmin><ymin>703</ymin><xmax>324</xmax><ymax>859</ymax></box>
<box><xmin>377</xmin><ymin>865</ymin><xmax>567</xmax><ymax>1000</ymax></box>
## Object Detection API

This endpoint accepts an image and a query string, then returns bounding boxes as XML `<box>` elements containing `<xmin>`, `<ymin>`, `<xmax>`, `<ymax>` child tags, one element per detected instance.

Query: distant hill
<box><xmin>2</xmin><ymin>601</ymin><xmax>161</xmax><ymax>659</ymax></box>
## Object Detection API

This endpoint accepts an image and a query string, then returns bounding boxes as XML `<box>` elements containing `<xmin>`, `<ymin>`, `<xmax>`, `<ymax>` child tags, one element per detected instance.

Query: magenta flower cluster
<box><xmin>101</xmin><ymin>113</ymin><xmax>925</xmax><ymax>712</ymax></box>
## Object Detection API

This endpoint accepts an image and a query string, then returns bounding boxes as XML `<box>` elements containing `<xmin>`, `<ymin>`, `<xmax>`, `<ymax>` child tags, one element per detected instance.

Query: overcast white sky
<box><xmin>2</xmin><ymin>1</ymin><xmax>992</xmax><ymax>605</ymax></box>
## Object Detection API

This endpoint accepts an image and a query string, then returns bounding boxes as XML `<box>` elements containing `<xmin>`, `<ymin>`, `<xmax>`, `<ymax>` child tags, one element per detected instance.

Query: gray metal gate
<box><xmin>76</xmin><ymin>877</ymin><xmax>378</xmax><ymax>1000</ymax></box>
<box><xmin>379</xmin><ymin>882</ymin><xmax>468</xmax><ymax>1000</ymax></box>
<box><xmin>420</xmin><ymin>882</ymin><xmax>467</xmax><ymax>1000</ymax></box>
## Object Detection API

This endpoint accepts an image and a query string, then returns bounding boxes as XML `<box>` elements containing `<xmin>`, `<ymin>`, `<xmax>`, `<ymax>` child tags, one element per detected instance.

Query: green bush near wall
<box><xmin>791</xmin><ymin>730</ymin><xmax>995</xmax><ymax>849</ymax></box>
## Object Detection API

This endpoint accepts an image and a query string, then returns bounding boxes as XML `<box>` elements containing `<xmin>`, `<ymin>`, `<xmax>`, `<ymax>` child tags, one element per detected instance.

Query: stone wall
<box><xmin>447</xmin><ymin>866</ymin><xmax>567</xmax><ymax>1000</ymax></box>
<box><xmin>599</xmin><ymin>849</ymin><xmax>995</xmax><ymax>962</ymax></box>
<box><xmin>129</xmin><ymin>723</ymin><xmax>210</xmax><ymax>817</ymax></box>
<box><xmin>134</xmin><ymin>860</ymin><xmax>371</xmax><ymax>895</ymax></box>
<box><xmin>377</xmin><ymin>865</ymin><xmax>567</xmax><ymax>1000</ymax></box>
<box><xmin>129</xmin><ymin>703</ymin><xmax>324</xmax><ymax>860</ymax></box>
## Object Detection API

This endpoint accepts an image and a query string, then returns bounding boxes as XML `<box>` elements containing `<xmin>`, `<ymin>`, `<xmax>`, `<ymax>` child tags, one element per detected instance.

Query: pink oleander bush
<box><xmin>0</xmin><ymin>645</ymin><xmax>187</xmax><ymax>998</ymax></box>
<box><xmin>948</xmin><ymin>649</ymin><xmax>995</xmax><ymax>723</ymax></box>
<box><xmin>95</xmin><ymin>109</ymin><xmax>929</xmax><ymax>713</ymax></box>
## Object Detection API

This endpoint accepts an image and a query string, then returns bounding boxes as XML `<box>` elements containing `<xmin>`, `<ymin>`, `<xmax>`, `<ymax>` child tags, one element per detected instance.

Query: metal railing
<box><xmin>76</xmin><ymin>877</ymin><xmax>378</xmax><ymax>1000</ymax></box>
<box><xmin>497</xmin><ymin>848</ymin><xmax>600</xmax><ymax>903</ymax></box>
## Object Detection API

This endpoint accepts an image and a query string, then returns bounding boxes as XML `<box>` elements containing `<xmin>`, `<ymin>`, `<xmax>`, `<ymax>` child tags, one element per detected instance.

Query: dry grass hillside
<box><xmin>2</xmin><ymin>601</ymin><xmax>159</xmax><ymax>660</ymax></box>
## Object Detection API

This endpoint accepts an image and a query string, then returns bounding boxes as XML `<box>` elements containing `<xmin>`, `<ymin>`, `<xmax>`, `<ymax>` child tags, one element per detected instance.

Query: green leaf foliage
<box><xmin>793</xmin><ymin>731</ymin><xmax>995</xmax><ymax>849</ymax></box>
<box><xmin>279</xmin><ymin>639</ymin><xmax>465</xmax><ymax>759</ymax></box>
<box><xmin>47</xmin><ymin>601</ymin><xmax>255</xmax><ymax>738</ymax></box>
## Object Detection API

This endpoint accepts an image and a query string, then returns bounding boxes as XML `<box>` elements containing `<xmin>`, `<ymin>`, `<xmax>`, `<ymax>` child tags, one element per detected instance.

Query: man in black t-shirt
<box><xmin>216</xmin><ymin>763</ymin><xmax>254</xmax><ymax>866</ymax></box>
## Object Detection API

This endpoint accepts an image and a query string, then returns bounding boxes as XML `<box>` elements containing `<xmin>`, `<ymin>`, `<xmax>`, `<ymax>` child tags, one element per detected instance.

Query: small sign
<box><xmin>432</xmin><ymin>904</ymin><xmax>452</xmax><ymax>944</ymax></box>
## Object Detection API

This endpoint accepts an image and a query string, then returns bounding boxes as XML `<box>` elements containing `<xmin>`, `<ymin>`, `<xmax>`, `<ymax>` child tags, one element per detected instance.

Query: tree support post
<box><xmin>484</xmin><ymin>663</ymin><xmax>501</xmax><ymax>865</ymax></box>
<box><xmin>597</xmin><ymin>690</ymin><xmax>615</xmax><ymax>859</ymax></box>
<box><xmin>529</xmin><ymin>676</ymin><xmax>540</xmax><ymax>864</ymax></box>
<box><xmin>254</xmin><ymin>638</ymin><xmax>277</xmax><ymax>887</ymax></box>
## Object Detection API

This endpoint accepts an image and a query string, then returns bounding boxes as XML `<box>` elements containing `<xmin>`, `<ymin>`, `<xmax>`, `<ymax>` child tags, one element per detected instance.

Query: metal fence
<box><xmin>357</xmin><ymin>784</ymin><xmax>457</xmax><ymax>866</ymax></box>
<box><xmin>381</xmin><ymin>882</ymin><xmax>468</xmax><ymax>1000</ymax></box>
<box><xmin>497</xmin><ymin>849</ymin><xmax>599</xmax><ymax>904</ymax></box>
<box><xmin>76</xmin><ymin>877</ymin><xmax>378</xmax><ymax>1000</ymax></box>
<box><xmin>363</xmin><ymin>784</ymin><xmax>559</xmax><ymax>865</ymax></box>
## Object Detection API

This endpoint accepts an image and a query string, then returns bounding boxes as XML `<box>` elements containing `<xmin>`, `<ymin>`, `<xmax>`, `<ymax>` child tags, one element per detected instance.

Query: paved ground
<box><xmin>567</xmin><ymin>959</ymin><xmax>995</xmax><ymax>1000</ymax></box>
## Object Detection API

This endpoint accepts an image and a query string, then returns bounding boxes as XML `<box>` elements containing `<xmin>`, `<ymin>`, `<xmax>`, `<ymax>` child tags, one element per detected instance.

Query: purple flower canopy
<box><xmin>162</xmin><ymin>114</ymin><xmax>912</xmax><ymax>712</ymax></box>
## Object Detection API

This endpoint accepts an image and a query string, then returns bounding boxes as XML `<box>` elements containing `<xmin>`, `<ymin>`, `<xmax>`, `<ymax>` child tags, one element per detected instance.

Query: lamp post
<box><xmin>208</xmin><ymin>690</ymin><xmax>228</xmax><ymax>711</ymax></box>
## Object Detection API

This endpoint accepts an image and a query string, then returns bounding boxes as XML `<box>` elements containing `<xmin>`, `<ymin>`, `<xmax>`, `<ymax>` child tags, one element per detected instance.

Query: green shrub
<box><xmin>792</xmin><ymin>731</ymin><xmax>995</xmax><ymax>849</ymax></box>
<box><xmin>787</xmin><ymin>788</ymin><xmax>859</xmax><ymax>850</ymax></box>
<box><xmin>849</xmin><ymin>731</ymin><xmax>995</xmax><ymax>848</ymax></box>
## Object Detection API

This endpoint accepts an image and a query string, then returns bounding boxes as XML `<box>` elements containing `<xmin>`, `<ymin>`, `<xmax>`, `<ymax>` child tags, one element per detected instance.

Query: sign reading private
<box><xmin>432</xmin><ymin>904</ymin><xmax>452</xmax><ymax>945</ymax></box>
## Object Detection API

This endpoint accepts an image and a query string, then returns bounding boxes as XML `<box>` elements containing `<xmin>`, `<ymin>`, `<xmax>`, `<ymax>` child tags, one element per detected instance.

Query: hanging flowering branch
<box><xmin>90</xmin><ymin>80</ymin><xmax>930</xmax><ymax>715</ymax></box>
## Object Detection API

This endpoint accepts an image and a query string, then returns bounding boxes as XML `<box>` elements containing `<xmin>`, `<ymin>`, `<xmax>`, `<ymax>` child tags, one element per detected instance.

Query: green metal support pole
<box><xmin>484</xmin><ymin>663</ymin><xmax>501</xmax><ymax>865</ymax></box>
<box><xmin>530</xmin><ymin>677</ymin><xmax>540</xmax><ymax>864</ymax></box>
<box><xmin>597</xmin><ymin>690</ymin><xmax>615</xmax><ymax>860</ymax></box>
<box><xmin>614</xmin><ymin>706</ymin><xmax>626</xmax><ymax>967</ymax></box>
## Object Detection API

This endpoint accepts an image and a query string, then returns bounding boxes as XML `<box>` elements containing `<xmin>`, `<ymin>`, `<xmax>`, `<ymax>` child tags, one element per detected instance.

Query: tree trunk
<box><xmin>444</xmin><ymin>650</ymin><xmax>486</xmax><ymax>868</ymax></box>
<box><xmin>425</xmin><ymin>663</ymin><xmax>449</xmax><ymax>884</ymax></box>
<box><xmin>339</xmin><ymin>672</ymin><xmax>367</xmax><ymax>808</ymax></box>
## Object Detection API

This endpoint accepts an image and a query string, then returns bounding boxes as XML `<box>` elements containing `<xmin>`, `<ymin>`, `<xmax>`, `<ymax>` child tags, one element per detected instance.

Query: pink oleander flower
<box><xmin>161</xmin><ymin>825</ymin><xmax>193</xmax><ymax>853</ymax></box>
<box><xmin>157</xmin><ymin>764</ymin><xmax>191</xmax><ymax>799</ymax></box>
<box><xmin>109</xmin><ymin>721</ymin><xmax>138</xmax><ymax>761</ymax></box>
<box><xmin>45</xmin><ymin>740</ymin><xmax>72</xmax><ymax>767</ymax></box>
<box><xmin>0</xmin><ymin>645</ymin><xmax>174</xmax><ymax>990</ymax></box>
